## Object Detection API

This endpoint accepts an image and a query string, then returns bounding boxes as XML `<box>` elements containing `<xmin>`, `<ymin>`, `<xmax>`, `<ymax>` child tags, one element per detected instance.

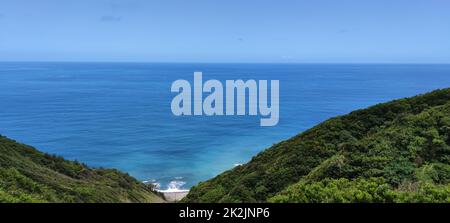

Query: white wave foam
<box><xmin>157</xmin><ymin>180</ymin><xmax>189</xmax><ymax>193</ymax></box>
<box><xmin>142</xmin><ymin>179</ymin><xmax>156</xmax><ymax>184</ymax></box>
<box><xmin>142</xmin><ymin>179</ymin><xmax>161</xmax><ymax>189</ymax></box>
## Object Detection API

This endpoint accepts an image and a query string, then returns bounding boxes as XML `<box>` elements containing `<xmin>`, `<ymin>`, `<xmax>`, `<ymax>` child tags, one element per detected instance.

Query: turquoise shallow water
<box><xmin>1</xmin><ymin>62</ymin><xmax>450</xmax><ymax>189</ymax></box>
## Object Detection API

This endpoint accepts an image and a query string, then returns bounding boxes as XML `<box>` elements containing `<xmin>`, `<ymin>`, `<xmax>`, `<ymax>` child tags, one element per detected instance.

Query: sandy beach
<box><xmin>160</xmin><ymin>190</ymin><xmax>189</xmax><ymax>202</ymax></box>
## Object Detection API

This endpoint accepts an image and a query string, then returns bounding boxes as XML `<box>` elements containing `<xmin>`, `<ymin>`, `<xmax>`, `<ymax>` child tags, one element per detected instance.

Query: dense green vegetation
<box><xmin>184</xmin><ymin>88</ymin><xmax>450</xmax><ymax>203</ymax></box>
<box><xmin>0</xmin><ymin>136</ymin><xmax>164</xmax><ymax>203</ymax></box>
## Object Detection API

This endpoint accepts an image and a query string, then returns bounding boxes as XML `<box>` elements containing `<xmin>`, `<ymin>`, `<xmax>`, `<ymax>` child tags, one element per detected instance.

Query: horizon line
<box><xmin>1</xmin><ymin>60</ymin><xmax>450</xmax><ymax>65</ymax></box>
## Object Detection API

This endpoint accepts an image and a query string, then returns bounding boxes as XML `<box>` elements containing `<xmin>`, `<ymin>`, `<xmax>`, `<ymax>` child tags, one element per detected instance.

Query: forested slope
<box><xmin>184</xmin><ymin>88</ymin><xmax>450</xmax><ymax>203</ymax></box>
<box><xmin>0</xmin><ymin>136</ymin><xmax>164</xmax><ymax>203</ymax></box>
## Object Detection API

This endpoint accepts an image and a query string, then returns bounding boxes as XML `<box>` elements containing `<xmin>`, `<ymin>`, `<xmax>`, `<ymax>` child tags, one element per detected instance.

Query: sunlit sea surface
<box><xmin>1</xmin><ymin>62</ymin><xmax>449</xmax><ymax>190</ymax></box>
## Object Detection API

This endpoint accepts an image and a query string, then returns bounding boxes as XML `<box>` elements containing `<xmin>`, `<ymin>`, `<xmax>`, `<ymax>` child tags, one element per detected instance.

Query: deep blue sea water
<box><xmin>1</xmin><ymin>62</ymin><xmax>450</xmax><ymax>190</ymax></box>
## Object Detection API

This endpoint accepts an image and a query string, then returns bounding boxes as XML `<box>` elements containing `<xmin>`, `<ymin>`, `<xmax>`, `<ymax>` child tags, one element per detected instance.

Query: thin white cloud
<box><xmin>99</xmin><ymin>15</ymin><xmax>122</xmax><ymax>22</ymax></box>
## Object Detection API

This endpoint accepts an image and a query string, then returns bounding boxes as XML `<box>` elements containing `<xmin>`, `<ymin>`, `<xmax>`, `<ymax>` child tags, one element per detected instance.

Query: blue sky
<box><xmin>0</xmin><ymin>0</ymin><xmax>449</xmax><ymax>63</ymax></box>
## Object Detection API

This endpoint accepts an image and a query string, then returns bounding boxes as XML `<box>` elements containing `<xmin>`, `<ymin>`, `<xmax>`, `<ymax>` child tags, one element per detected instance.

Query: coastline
<box><xmin>144</xmin><ymin>179</ymin><xmax>190</xmax><ymax>202</ymax></box>
<box><xmin>158</xmin><ymin>190</ymin><xmax>189</xmax><ymax>202</ymax></box>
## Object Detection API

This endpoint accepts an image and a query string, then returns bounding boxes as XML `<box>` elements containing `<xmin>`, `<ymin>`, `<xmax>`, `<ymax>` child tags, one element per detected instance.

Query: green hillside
<box><xmin>0</xmin><ymin>136</ymin><xmax>164</xmax><ymax>203</ymax></box>
<box><xmin>184</xmin><ymin>88</ymin><xmax>450</xmax><ymax>203</ymax></box>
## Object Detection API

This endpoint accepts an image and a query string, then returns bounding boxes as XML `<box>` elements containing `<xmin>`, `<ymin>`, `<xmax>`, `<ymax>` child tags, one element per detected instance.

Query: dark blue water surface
<box><xmin>1</xmin><ymin>62</ymin><xmax>449</xmax><ymax>189</ymax></box>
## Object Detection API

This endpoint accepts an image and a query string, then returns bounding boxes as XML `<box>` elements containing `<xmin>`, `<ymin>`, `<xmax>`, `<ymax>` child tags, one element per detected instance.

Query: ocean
<box><xmin>1</xmin><ymin>62</ymin><xmax>449</xmax><ymax>190</ymax></box>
